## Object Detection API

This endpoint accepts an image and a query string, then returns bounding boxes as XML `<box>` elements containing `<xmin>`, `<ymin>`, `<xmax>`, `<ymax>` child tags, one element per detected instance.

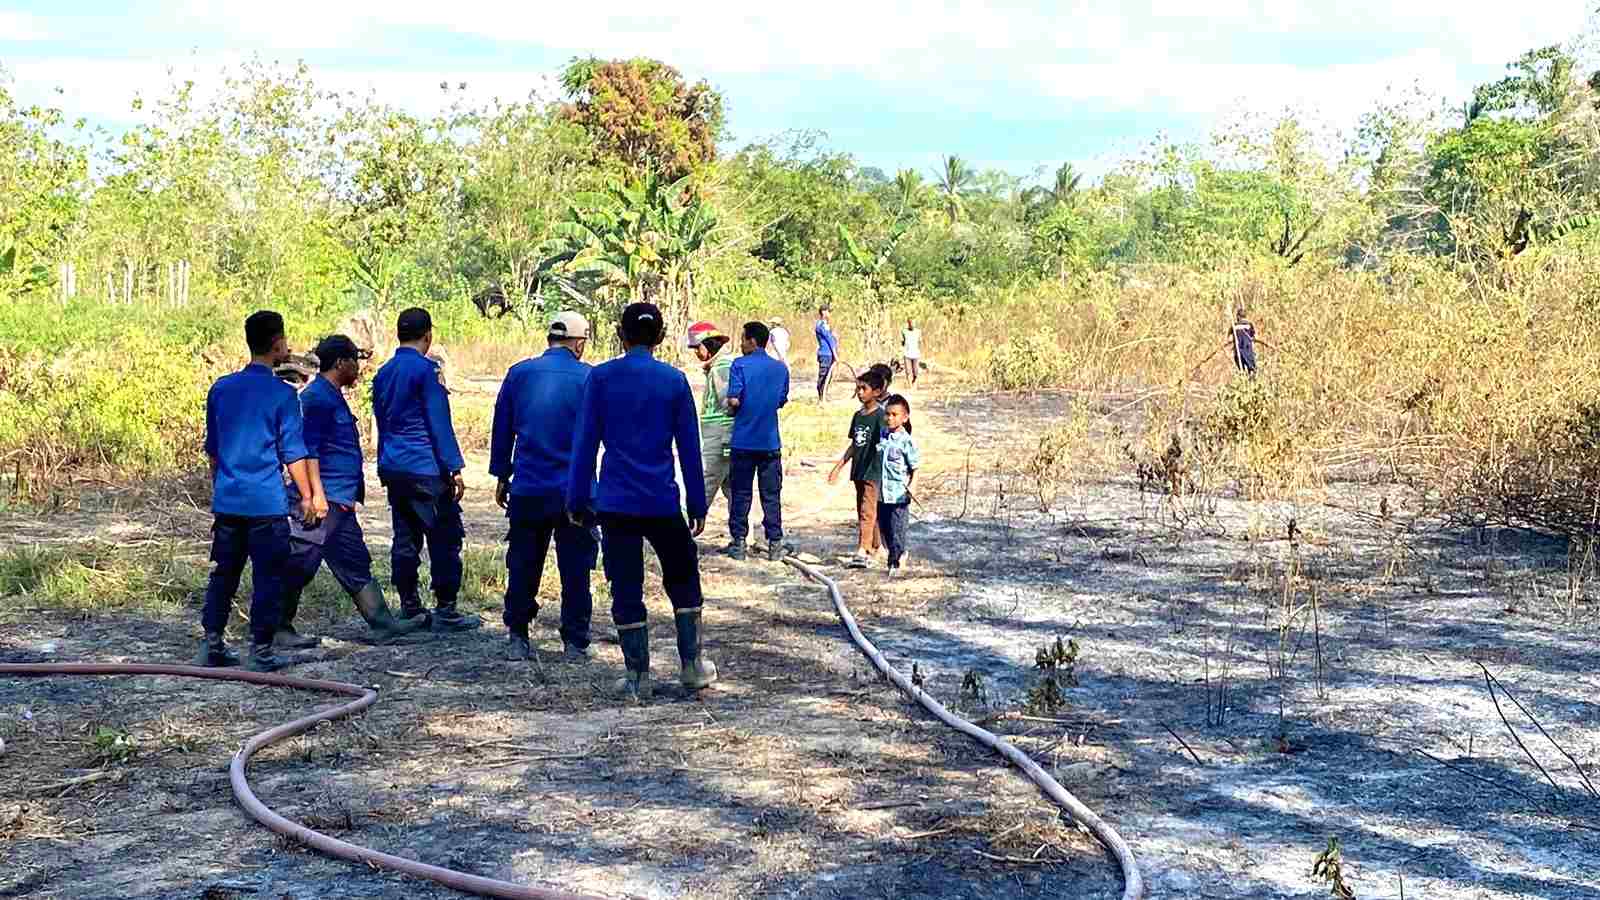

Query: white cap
<box><xmin>548</xmin><ymin>311</ymin><xmax>590</xmax><ymax>340</ymax></box>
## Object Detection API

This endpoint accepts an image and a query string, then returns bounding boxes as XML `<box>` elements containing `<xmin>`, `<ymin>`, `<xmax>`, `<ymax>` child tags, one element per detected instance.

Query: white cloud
<box><xmin>4</xmin><ymin>2</ymin><xmax>1594</xmax><ymax>168</ymax></box>
<box><xmin>0</xmin><ymin>10</ymin><xmax>51</xmax><ymax>42</ymax></box>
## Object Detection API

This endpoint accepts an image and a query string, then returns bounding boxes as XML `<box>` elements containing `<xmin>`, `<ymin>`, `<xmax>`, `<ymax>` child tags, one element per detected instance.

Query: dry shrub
<box><xmin>1445</xmin><ymin>400</ymin><xmax>1600</xmax><ymax>535</ymax></box>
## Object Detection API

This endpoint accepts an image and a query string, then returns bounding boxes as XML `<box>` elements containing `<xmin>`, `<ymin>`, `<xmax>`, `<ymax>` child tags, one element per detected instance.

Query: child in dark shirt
<box><xmin>827</xmin><ymin>367</ymin><xmax>889</xmax><ymax>568</ymax></box>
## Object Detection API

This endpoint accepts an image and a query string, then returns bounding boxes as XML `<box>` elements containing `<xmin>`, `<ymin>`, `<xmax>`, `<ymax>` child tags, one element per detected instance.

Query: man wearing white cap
<box><xmin>489</xmin><ymin>310</ymin><xmax>598</xmax><ymax>662</ymax></box>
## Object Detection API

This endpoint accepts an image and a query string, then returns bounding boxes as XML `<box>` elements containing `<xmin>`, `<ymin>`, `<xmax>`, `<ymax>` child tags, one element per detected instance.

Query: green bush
<box><xmin>0</xmin><ymin>347</ymin><xmax>212</xmax><ymax>483</ymax></box>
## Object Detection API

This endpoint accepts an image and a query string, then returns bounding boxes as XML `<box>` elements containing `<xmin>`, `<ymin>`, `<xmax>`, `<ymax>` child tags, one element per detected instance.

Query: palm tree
<box><xmin>1023</xmin><ymin>162</ymin><xmax>1083</xmax><ymax>222</ymax></box>
<box><xmin>932</xmin><ymin>154</ymin><xmax>975</xmax><ymax>223</ymax></box>
<box><xmin>893</xmin><ymin>168</ymin><xmax>925</xmax><ymax>217</ymax></box>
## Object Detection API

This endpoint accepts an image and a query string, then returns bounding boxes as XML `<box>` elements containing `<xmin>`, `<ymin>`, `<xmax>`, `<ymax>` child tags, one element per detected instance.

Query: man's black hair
<box><xmin>620</xmin><ymin>302</ymin><xmax>664</xmax><ymax>346</ymax></box>
<box><xmin>701</xmin><ymin>334</ymin><xmax>730</xmax><ymax>356</ymax></box>
<box><xmin>314</xmin><ymin>334</ymin><xmax>362</xmax><ymax>372</ymax></box>
<box><xmin>743</xmin><ymin>321</ymin><xmax>771</xmax><ymax>348</ymax></box>
<box><xmin>245</xmin><ymin>310</ymin><xmax>285</xmax><ymax>356</ymax></box>
<box><xmin>396</xmin><ymin>307</ymin><xmax>433</xmax><ymax>343</ymax></box>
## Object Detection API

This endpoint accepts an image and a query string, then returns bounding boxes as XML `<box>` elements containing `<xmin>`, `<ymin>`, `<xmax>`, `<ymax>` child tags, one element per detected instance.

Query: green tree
<box><xmin>932</xmin><ymin>154</ymin><xmax>976</xmax><ymax>223</ymax></box>
<box><xmin>0</xmin><ymin>76</ymin><xmax>87</xmax><ymax>297</ymax></box>
<box><xmin>541</xmin><ymin>173</ymin><xmax>718</xmax><ymax>339</ymax></box>
<box><xmin>559</xmin><ymin>57</ymin><xmax>724</xmax><ymax>181</ymax></box>
<box><xmin>1022</xmin><ymin>162</ymin><xmax>1083</xmax><ymax>223</ymax></box>
<box><xmin>893</xmin><ymin>168</ymin><xmax>927</xmax><ymax>217</ymax></box>
<box><xmin>456</xmin><ymin>101</ymin><xmax>594</xmax><ymax>317</ymax></box>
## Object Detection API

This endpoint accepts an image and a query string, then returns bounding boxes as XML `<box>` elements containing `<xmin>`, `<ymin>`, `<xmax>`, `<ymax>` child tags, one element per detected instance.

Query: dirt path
<box><xmin>4</xmin><ymin>386</ymin><xmax>1599</xmax><ymax>899</ymax></box>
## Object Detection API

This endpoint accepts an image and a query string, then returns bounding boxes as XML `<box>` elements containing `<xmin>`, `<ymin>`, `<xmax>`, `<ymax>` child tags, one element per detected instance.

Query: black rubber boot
<box><xmin>397</xmin><ymin>583</ymin><xmax>431</xmax><ymax>627</ymax></box>
<box><xmin>613</xmin><ymin>626</ymin><xmax>653</xmax><ymax>701</ymax></box>
<box><xmin>272</xmin><ymin>590</ymin><xmax>321</xmax><ymax>650</ymax></box>
<box><xmin>562</xmin><ymin>640</ymin><xmax>593</xmax><ymax>663</ymax></box>
<box><xmin>722</xmin><ymin>542</ymin><xmax>746</xmax><ymax>561</ymax></box>
<box><xmin>192</xmin><ymin>632</ymin><xmax>239</xmax><ymax>668</ymax></box>
<box><xmin>353</xmin><ymin>583</ymin><xmax>428</xmax><ymax>644</ymax></box>
<box><xmin>246</xmin><ymin>641</ymin><xmax>293</xmax><ymax>673</ymax></box>
<box><xmin>431</xmin><ymin>598</ymin><xmax>482</xmax><ymax>633</ymax></box>
<box><xmin>675</xmin><ymin>608</ymin><xmax>718</xmax><ymax>691</ymax></box>
<box><xmin>505</xmin><ymin>631</ymin><xmax>532</xmax><ymax>661</ymax></box>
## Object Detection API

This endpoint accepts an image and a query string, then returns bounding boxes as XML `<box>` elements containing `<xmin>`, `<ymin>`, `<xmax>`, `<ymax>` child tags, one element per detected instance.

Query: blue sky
<box><xmin>1</xmin><ymin>2</ymin><xmax>1591</xmax><ymax>182</ymax></box>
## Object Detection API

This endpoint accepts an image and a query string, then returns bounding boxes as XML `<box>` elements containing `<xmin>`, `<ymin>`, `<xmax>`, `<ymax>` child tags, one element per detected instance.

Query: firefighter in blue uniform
<box><xmin>273</xmin><ymin>334</ymin><xmax>430</xmax><ymax>647</ymax></box>
<box><xmin>371</xmin><ymin>307</ymin><xmax>481</xmax><ymax>633</ymax></box>
<box><xmin>195</xmin><ymin>310</ymin><xmax>317</xmax><ymax>672</ymax></box>
<box><xmin>489</xmin><ymin>311</ymin><xmax>598</xmax><ymax>662</ymax></box>
<box><xmin>567</xmin><ymin>302</ymin><xmax>718</xmax><ymax>701</ymax></box>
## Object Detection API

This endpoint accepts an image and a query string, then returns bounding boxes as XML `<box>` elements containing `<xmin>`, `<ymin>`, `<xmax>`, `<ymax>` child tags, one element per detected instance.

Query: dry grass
<box><xmin>749</xmin><ymin>252</ymin><xmax>1600</xmax><ymax>523</ymax></box>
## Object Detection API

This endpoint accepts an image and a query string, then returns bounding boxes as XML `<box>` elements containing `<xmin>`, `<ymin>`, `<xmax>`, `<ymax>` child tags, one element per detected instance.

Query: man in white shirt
<box><xmin>901</xmin><ymin>318</ymin><xmax>922</xmax><ymax>385</ymax></box>
<box><xmin>766</xmin><ymin>318</ymin><xmax>791</xmax><ymax>365</ymax></box>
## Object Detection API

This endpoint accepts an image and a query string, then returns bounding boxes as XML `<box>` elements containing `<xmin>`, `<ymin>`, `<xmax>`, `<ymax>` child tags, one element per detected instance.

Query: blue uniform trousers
<box><xmin>202</xmin><ymin>514</ymin><xmax>290</xmax><ymax>644</ymax></box>
<box><xmin>877</xmin><ymin>500</ymin><xmax>911</xmax><ymax>566</ymax></box>
<box><xmin>381</xmin><ymin>471</ymin><xmax>465</xmax><ymax>609</ymax></box>
<box><xmin>286</xmin><ymin>504</ymin><xmax>374</xmax><ymax>596</ymax></box>
<box><xmin>504</xmin><ymin>496</ymin><xmax>597</xmax><ymax>648</ymax></box>
<box><xmin>728</xmin><ymin>449</ymin><xmax>784</xmax><ymax>545</ymax></box>
<box><xmin>598</xmin><ymin>513</ymin><xmax>703</xmax><ymax>630</ymax></box>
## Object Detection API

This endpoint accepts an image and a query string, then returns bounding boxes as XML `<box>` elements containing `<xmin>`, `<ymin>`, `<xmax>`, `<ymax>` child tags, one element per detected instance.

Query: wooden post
<box><xmin>123</xmin><ymin>261</ymin><xmax>132</xmax><ymax>305</ymax></box>
<box><xmin>105</xmin><ymin>273</ymin><xmax>114</xmax><ymax>305</ymax></box>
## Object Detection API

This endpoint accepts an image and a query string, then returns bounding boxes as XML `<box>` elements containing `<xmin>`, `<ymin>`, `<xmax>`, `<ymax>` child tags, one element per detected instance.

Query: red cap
<box><xmin>686</xmin><ymin>321</ymin><xmax>724</xmax><ymax>349</ymax></box>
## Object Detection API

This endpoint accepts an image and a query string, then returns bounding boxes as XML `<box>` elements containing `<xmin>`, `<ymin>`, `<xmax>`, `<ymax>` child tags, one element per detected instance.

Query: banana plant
<box><xmin>836</xmin><ymin>219</ymin><xmax>909</xmax><ymax>305</ymax></box>
<box><xmin>0</xmin><ymin>243</ymin><xmax>55</xmax><ymax>298</ymax></box>
<box><xmin>538</xmin><ymin>172</ymin><xmax>718</xmax><ymax>308</ymax></box>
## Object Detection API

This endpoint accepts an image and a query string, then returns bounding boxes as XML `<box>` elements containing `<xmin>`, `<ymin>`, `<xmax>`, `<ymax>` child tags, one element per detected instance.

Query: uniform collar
<box><xmin>543</xmin><ymin>346</ymin><xmax>579</xmax><ymax>361</ymax></box>
<box><xmin>625</xmin><ymin>346</ymin><xmax>654</xmax><ymax>358</ymax></box>
<box><xmin>244</xmin><ymin>362</ymin><xmax>273</xmax><ymax>374</ymax></box>
<box><xmin>396</xmin><ymin>346</ymin><xmax>423</xmax><ymax>358</ymax></box>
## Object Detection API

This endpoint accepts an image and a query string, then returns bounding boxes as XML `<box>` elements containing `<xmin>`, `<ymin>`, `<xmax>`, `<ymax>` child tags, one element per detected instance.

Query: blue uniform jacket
<box><xmin>371</xmin><ymin>346</ymin><xmax>465</xmax><ymax>478</ymax></box>
<box><xmin>727</xmin><ymin>351</ymin><xmax>789</xmax><ymax>452</ymax></box>
<box><xmin>566</xmin><ymin>347</ymin><xmax>708</xmax><ymax>520</ymax></box>
<box><xmin>300</xmin><ymin>375</ymin><xmax>365</xmax><ymax>506</ymax></box>
<box><xmin>490</xmin><ymin>346</ymin><xmax>595</xmax><ymax>518</ymax></box>
<box><xmin>815</xmin><ymin>320</ymin><xmax>838</xmax><ymax>361</ymax></box>
<box><xmin>204</xmin><ymin>363</ymin><xmax>309</xmax><ymax>516</ymax></box>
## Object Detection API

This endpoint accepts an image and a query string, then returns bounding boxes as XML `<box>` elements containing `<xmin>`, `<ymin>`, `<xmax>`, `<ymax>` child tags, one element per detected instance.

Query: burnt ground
<box><xmin>4</xmin><ymin>384</ymin><xmax>1600</xmax><ymax>900</ymax></box>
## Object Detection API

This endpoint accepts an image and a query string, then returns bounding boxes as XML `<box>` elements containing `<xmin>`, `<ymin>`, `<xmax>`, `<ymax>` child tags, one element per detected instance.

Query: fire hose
<box><xmin>0</xmin><ymin>662</ymin><xmax>613</xmax><ymax>900</ymax></box>
<box><xmin>3</xmin><ymin>564</ymin><xmax>1145</xmax><ymax>900</ymax></box>
<box><xmin>782</xmin><ymin>558</ymin><xmax>1146</xmax><ymax>900</ymax></box>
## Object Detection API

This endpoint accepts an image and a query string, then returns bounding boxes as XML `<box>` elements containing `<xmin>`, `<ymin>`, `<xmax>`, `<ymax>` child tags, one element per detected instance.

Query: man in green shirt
<box><xmin>687</xmin><ymin>322</ymin><xmax>736</xmax><ymax>532</ymax></box>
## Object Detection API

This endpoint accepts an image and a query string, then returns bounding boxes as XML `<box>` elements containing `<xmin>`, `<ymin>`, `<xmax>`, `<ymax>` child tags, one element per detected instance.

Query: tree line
<box><xmin>3</xmin><ymin>42</ymin><xmax>1600</xmax><ymax>332</ymax></box>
